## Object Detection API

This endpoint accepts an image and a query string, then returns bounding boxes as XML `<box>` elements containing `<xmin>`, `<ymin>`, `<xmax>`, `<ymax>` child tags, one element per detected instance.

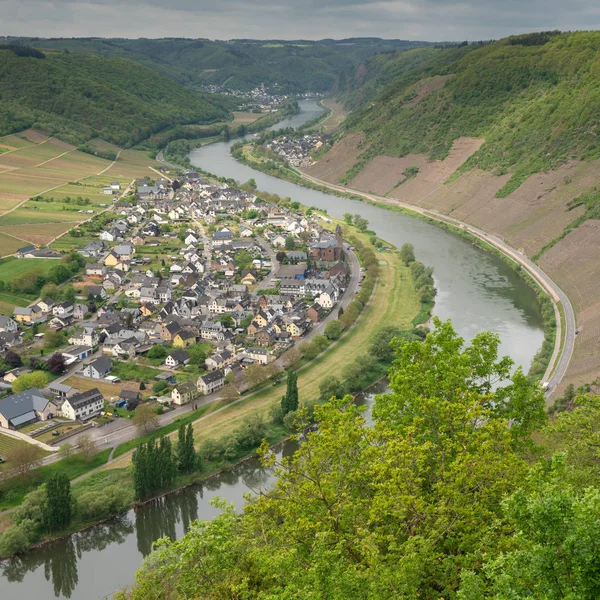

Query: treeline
<box><xmin>0</xmin><ymin>50</ymin><xmax>230</xmax><ymax>147</ymax></box>
<box><xmin>0</xmin><ymin>252</ymin><xmax>85</xmax><ymax>297</ymax></box>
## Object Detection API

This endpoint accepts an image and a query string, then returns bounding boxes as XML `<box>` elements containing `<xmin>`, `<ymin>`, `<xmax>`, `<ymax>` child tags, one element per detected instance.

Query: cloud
<box><xmin>1</xmin><ymin>0</ymin><xmax>600</xmax><ymax>41</ymax></box>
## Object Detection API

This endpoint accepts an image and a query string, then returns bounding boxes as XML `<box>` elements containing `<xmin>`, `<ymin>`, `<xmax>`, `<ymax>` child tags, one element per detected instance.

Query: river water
<box><xmin>0</xmin><ymin>100</ymin><xmax>544</xmax><ymax>600</ymax></box>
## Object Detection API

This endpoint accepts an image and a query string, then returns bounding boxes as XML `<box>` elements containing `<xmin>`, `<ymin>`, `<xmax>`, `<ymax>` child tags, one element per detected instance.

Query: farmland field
<box><xmin>0</xmin><ymin>222</ymin><xmax>77</xmax><ymax>246</ymax></box>
<box><xmin>0</xmin><ymin>232</ymin><xmax>27</xmax><ymax>255</ymax></box>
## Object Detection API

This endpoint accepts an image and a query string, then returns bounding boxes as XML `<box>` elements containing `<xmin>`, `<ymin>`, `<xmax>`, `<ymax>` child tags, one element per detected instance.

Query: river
<box><xmin>0</xmin><ymin>100</ymin><xmax>544</xmax><ymax>600</ymax></box>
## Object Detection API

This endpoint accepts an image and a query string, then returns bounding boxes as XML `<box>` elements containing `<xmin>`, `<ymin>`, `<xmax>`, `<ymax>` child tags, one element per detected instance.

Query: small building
<box><xmin>83</xmin><ymin>355</ymin><xmax>112</xmax><ymax>379</ymax></box>
<box><xmin>171</xmin><ymin>381</ymin><xmax>198</xmax><ymax>406</ymax></box>
<box><xmin>49</xmin><ymin>382</ymin><xmax>74</xmax><ymax>400</ymax></box>
<box><xmin>61</xmin><ymin>388</ymin><xmax>104</xmax><ymax>421</ymax></box>
<box><xmin>165</xmin><ymin>349</ymin><xmax>190</xmax><ymax>368</ymax></box>
<box><xmin>173</xmin><ymin>330</ymin><xmax>196</xmax><ymax>348</ymax></box>
<box><xmin>119</xmin><ymin>389</ymin><xmax>142</xmax><ymax>410</ymax></box>
<box><xmin>197</xmin><ymin>370</ymin><xmax>225</xmax><ymax>396</ymax></box>
<box><xmin>307</xmin><ymin>303</ymin><xmax>325</xmax><ymax>323</ymax></box>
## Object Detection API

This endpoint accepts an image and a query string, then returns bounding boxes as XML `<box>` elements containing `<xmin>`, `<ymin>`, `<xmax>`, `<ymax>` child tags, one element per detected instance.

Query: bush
<box><xmin>152</xmin><ymin>380</ymin><xmax>169</xmax><ymax>393</ymax></box>
<box><xmin>283</xmin><ymin>410</ymin><xmax>298</xmax><ymax>432</ymax></box>
<box><xmin>0</xmin><ymin>519</ymin><xmax>36</xmax><ymax>556</ymax></box>
<box><xmin>77</xmin><ymin>485</ymin><xmax>130</xmax><ymax>521</ymax></box>
<box><xmin>147</xmin><ymin>345</ymin><xmax>168</xmax><ymax>360</ymax></box>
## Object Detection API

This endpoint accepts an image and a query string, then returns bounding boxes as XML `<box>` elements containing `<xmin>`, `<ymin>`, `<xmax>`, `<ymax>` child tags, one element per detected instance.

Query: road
<box><xmin>253</xmin><ymin>234</ymin><xmax>279</xmax><ymax>291</ymax></box>
<box><xmin>296</xmin><ymin>169</ymin><xmax>576</xmax><ymax>398</ymax></box>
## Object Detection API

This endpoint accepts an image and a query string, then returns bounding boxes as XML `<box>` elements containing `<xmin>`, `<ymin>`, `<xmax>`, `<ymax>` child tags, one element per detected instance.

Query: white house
<box><xmin>197</xmin><ymin>370</ymin><xmax>225</xmax><ymax>395</ymax></box>
<box><xmin>171</xmin><ymin>381</ymin><xmax>198</xmax><ymax>406</ymax></box>
<box><xmin>61</xmin><ymin>388</ymin><xmax>104</xmax><ymax>421</ymax></box>
<box><xmin>0</xmin><ymin>316</ymin><xmax>18</xmax><ymax>333</ymax></box>
<box><xmin>83</xmin><ymin>355</ymin><xmax>112</xmax><ymax>379</ymax></box>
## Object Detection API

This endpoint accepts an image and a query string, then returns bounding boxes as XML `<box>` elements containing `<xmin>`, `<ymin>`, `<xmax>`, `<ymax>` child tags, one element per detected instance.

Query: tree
<box><xmin>77</xmin><ymin>434</ymin><xmax>97</xmax><ymax>460</ymax></box>
<box><xmin>284</xmin><ymin>236</ymin><xmax>295</xmax><ymax>250</ymax></box>
<box><xmin>139</xmin><ymin>380</ymin><xmax>146</xmax><ymax>391</ymax></box>
<box><xmin>219</xmin><ymin>314</ymin><xmax>235</xmax><ymax>329</ymax></box>
<box><xmin>369</xmin><ymin>325</ymin><xmax>402</xmax><ymax>363</ymax></box>
<box><xmin>152</xmin><ymin>380</ymin><xmax>169</xmax><ymax>393</ymax></box>
<box><xmin>244</xmin><ymin>364</ymin><xmax>268</xmax><ymax>390</ymax></box>
<box><xmin>44</xmin><ymin>330</ymin><xmax>64</xmax><ymax>349</ymax></box>
<box><xmin>319</xmin><ymin>376</ymin><xmax>346</xmax><ymax>401</ymax></box>
<box><xmin>133</xmin><ymin>403</ymin><xmax>160</xmax><ymax>433</ymax></box>
<box><xmin>58</xmin><ymin>443</ymin><xmax>73</xmax><ymax>460</ymax></box>
<box><xmin>12</xmin><ymin>371</ymin><xmax>48</xmax><ymax>393</ymax></box>
<box><xmin>46</xmin><ymin>352</ymin><xmax>66</xmax><ymax>374</ymax></box>
<box><xmin>324</xmin><ymin>320</ymin><xmax>344</xmax><ymax>341</ymax></box>
<box><xmin>43</xmin><ymin>473</ymin><xmax>72</xmax><ymax>532</ymax></box>
<box><xmin>220</xmin><ymin>384</ymin><xmax>239</xmax><ymax>403</ymax></box>
<box><xmin>281</xmin><ymin>370</ymin><xmax>299</xmax><ymax>415</ymax></box>
<box><xmin>276</xmin><ymin>251</ymin><xmax>286</xmax><ymax>263</ymax></box>
<box><xmin>399</xmin><ymin>243</ymin><xmax>415</xmax><ymax>265</ymax></box>
<box><xmin>281</xmin><ymin>348</ymin><xmax>301</xmax><ymax>369</ymax></box>
<box><xmin>4</xmin><ymin>350</ymin><xmax>22</xmax><ymax>369</ymax></box>
<box><xmin>353</xmin><ymin>215</ymin><xmax>368</xmax><ymax>232</ymax></box>
<box><xmin>147</xmin><ymin>345</ymin><xmax>168</xmax><ymax>360</ymax></box>
<box><xmin>6</xmin><ymin>444</ymin><xmax>43</xmax><ymax>479</ymax></box>
<box><xmin>188</xmin><ymin>344</ymin><xmax>209</xmax><ymax>366</ymax></box>
<box><xmin>177</xmin><ymin>423</ymin><xmax>196</xmax><ymax>473</ymax></box>
<box><xmin>343</xmin><ymin>213</ymin><xmax>353</xmax><ymax>225</ymax></box>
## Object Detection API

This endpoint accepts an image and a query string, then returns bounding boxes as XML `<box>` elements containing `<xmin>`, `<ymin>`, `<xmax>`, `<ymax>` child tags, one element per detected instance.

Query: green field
<box><xmin>0</xmin><ymin>433</ymin><xmax>34</xmax><ymax>471</ymax></box>
<box><xmin>0</xmin><ymin>257</ymin><xmax>60</xmax><ymax>280</ymax></box>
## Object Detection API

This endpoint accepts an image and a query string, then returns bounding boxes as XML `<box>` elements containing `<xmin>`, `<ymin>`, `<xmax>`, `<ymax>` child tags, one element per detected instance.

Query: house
<box><xmin>310</xmin><ymin>226</ymin><xmax>343</xmax><ymax>262</ymax></box>
<box><xmin>173</xmin><ymin>330</ymin><xmax>196</xmax><ymax>348</ymax></box>
<box><xmin>171</xmin><ymin>381</ymin><xmax>198</xmax><ymax>406</ymax></box>
<box><xmin>165</xmin><ymin>349</ymin><xmax>190</xmax><ymax>368</ymax></box>
<box><xmin>83</xmin><ymin>355</ymin><xmax>112</xmax><ymax>379</ymax></box>
<box><xmin>61</xmin><ymin>388</ymin><xmax>104</xmax><ymax>421</ymax></box>
<box><xmin>86</xmin><ymin>263</ymin><xmax>106</xmax><ymax>278</ymax></box>
<box><xmin>307</xmin><ymin>303</ymin><xmax>325</xmax><ymax>323</ymax></box>
<box><xmin>255</xmin><ymin>327</ymin><xmax>276</xmax><ymax>347</ymax></box>
<box><xmin>271</xmin><ymin>234</ymin><xmax>287</xmax><ymax>248</ymax></box>
<box><xmin>241</xmin><ymin>270</ymin><xmax>258</xmax><ymax>286</ymax></box>
<box><xmin>212</xmin><ymin>229</ymin><xmax>233</xmax><ymax>247</ymax></box>
<box><xmin>205</xmin><ymin>350</ymin><xmax>233</xmax><ymax>371</ymax></box>
<box><xmin>0</xmin><ymin>332</ymin><xmax>23</xmax><ymax>351</ymax></box>
<box><xmin>85</xmin><ymin>285</ymin><xmax>107</xmax><ymax>300</ymax></box>
<box><xmin>53</xmin><ymin>302</ymin><xmax>74</xmax><ymax>318</ymax></box>
<box><xmin>16</xmin><ymin>245</ymin><xmax>36</xmax><ymax>258</ymax></box>
<box><xmin>161</xmin><ymin>322</ymin><xmax>181</xmax><ymax>341</ymax></box>
<box><xmin>0</xmin><ymin>316</ymin><xmax>18</xmax><ymax>333</ymax></box>
<box><xmin>119</xmin><ymin>390</ymin><xmax>141</xmax><ymax>411</ymax></box>
<box><xmin>4</xmin><ymin>367</ymin><xmax>31</xmax><ymax>383</ymax></box>
<box><xmin>0</xmin><ymin>388</ymin><xmax>56</xmax><ymax>429</ymax></box>
<box><xmin>197</xmin><ymin>370</ymin><xmax>225</xmax><ymax>396</ymax></box>
<box><xmin>244</xmin><ymin>348</ymin><xmax>270</xmax><ymax>365</ymax></box>
<box><xmin>13</xmin><ymin>306</ymin><xmax>44</xmax><ymax>324</ymax></box>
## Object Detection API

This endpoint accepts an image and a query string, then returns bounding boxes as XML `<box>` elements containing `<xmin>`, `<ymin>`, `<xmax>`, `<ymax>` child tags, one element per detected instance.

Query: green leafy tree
<box><xmin>319</xmin><ymin>375</ymin><xmax>346</xmax><ymax>401</ymax></box>
<box><xmin>43</xmin><ymin>473</ymin><xmax>72</xmax><ymax>532</ymax></box>
<box><xmin>177</xmin><ymin>423</ymin><xmax>196</xmax><ymax>473</ymax></box>
<box><xmin>324</xmin><ymin>319</ymin><xmax>344</xmax><ymax>341</ymax></box>
<box><xmin>284</xmin><ymin>236</ymin><xmax>295</xmax><ymax>250</ymax></box>
<box><xmin>281</xmin><ymin>370</ymin><xmax>299</xmax><ymax>415</ymax></box>
<box><xmin>399</xmin><ymin>243</ymin><xmax>415</xmax><ymax>265</ymax></box>
<box><xmin>147</xmin><ymin>345</ymin><xmax>168</xmax><ymax>360</ymax></box>
<box><xmin>12</xmin><ymin>371</ymin><xmax>48</xmax><ymax>393</ymax></box>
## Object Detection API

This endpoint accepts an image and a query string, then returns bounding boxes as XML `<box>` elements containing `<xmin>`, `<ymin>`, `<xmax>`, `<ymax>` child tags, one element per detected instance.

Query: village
<box><xmin>0</xmin><ymin>170</ymin><xmax>359</xmax><ymax>450</ymax></box>
<box><xmin>265</xmin><ymin>133</ymin><xmax>330</xmax><ymax>167</ymax></box>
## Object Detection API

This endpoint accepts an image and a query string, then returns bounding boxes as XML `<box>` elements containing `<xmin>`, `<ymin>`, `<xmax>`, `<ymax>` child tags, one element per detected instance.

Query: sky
<box><xmin>1</xmin><ymin>0</ymin><xmax>600</xmax><ymax>41</ymax></box>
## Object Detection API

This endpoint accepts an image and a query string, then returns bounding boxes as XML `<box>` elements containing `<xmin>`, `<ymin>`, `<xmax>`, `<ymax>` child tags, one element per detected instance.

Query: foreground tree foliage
<box><xmin>122</xmin><ymin>320</ymin><xmax>600</xmax><ymax>599</ymax></box>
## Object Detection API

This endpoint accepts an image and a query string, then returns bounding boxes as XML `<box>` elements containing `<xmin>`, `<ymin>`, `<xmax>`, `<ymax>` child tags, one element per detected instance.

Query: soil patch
<box><xmin>304</xmin><ymin>132</ymin><xmax>364</xmax><ymax>183</ymax></box>
<box><xmin>405</xmin><ymin>75</ymin><xmax>450</xmax><ymax>108</ymax></box>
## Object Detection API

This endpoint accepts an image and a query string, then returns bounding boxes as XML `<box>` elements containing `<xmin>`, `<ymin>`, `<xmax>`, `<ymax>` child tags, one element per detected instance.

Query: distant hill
<box><xmin>337</xmin><ymin>31</ymin><xmax>600</xmax><ymax>194</ymax></box>
<box><xmin>0</xmin><ymin>48</ymin><xmax>231</xmax><ymax>147</ymax></box>
<box><xmin>6</xmin><ymin>38</ymin><xmax>434</xmax><ymax>94</ymax></box>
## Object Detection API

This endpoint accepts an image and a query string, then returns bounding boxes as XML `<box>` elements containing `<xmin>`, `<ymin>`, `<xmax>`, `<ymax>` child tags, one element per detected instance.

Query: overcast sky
<box><xmin>1</xmin><ymin>0</ymin><xmax>600</xmax><ymax>41</ymax></box>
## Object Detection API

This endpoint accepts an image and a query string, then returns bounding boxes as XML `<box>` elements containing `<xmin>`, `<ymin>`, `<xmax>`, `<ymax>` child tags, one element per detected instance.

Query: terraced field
<box><xmin>0</xmin><ymin>130</ymin><xmax>162</xmax><ymax>252</ymax></box>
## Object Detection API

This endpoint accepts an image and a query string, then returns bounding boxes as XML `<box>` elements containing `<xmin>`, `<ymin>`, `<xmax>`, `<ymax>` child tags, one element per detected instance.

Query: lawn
<box><xmin>0</xmin><ymin>449</ymin><xmax>111</xmax><ymax>510</ymax></box>
<box><xmin>0</xmin><ymin>206</ymin><xmax>89</xmax><ymax>225</ymax></box>
<box><xmin>0</xmin><ymin>257</ymin><xmax>60</xmax><ymax>281</ymax></box>
<box><xmin>111</xmin><ymin>361</ymin><xmax>161</xmax><ymax>382</ymax></box>
<box><xmin>0</xmin><ymin>433</ymin><xmax>42</xmax><ymax>472</ymax></box>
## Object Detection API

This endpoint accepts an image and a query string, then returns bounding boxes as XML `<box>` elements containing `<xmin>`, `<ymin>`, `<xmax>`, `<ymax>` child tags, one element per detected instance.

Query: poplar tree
<box><xmin>177</xmin><ymin>424</ymin><xmax>196</xmax><ymax>473</ymax></box>
<box><xmin>132</xmin><ymin>442</ymin><xmax>148</xmax><ymax>500</ymax></box>
<box><xmin>44</xmin><ymin>473</ymin><xmax>72</xmax><ymax>532</ymax></box>
<box><xmin>281</xmin><ymin>371</ymin><xmax>299</xmax><ymax>415</ymax></box>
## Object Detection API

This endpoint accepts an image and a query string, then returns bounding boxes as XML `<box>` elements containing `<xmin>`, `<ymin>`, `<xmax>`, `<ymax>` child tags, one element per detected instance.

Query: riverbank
<box><xmin>0</xmin><ymin>213</ymin><xmax>429</xmax><ymax>559</ymax></box>
<box><xmin>231</xmin><ymin>140</ymin><xmax>570</xmax><ymax>393</ymax></box>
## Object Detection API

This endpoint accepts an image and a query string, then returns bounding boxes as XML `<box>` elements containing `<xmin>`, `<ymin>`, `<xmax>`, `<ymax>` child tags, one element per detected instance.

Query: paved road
<box><xmin>297</xmin><ymin>170</ymin><xmax>576</xmax><ymax>398</ymax></box>
<box><xmin>253</xmin><ymin>234</ymin><xmax>280</xmax><ymax>291</ymax></box>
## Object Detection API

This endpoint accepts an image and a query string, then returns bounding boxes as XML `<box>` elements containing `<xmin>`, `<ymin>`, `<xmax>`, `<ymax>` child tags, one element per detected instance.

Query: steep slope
<box><xmin>8</xmin><ymin>37</ymin><xmax>433</xmax><ymax>94</ymax></box>
<box><xmin>309</xmin><ymin>31</ymin><xmax>600</xmax><ymax>393</ymax></box>
<box><xmin>0</xmin><ymin>48</ymin><xmax>230</xmax><ymax>147</ymax></box>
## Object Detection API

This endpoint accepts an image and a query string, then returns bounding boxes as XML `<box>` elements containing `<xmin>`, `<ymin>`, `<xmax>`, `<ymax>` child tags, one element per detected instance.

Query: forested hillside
<box><xmin>124</xmin><ymin>321</ymin><xmax>600</xmax><ymax>599</ymax></box>
<box><xmin>0</xmin><ymin>48</ymin><xmax>231</xmax><ymax>147</ymax></box>
<box><xmin>7</xmin><ymin>37</ymin><xmax>432</xmax><ymax>93</ymax></box>
<box><xmin>339</xmin><ymin>31</ymin><xmax>600</xmax><ymax>194</ymax></box>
